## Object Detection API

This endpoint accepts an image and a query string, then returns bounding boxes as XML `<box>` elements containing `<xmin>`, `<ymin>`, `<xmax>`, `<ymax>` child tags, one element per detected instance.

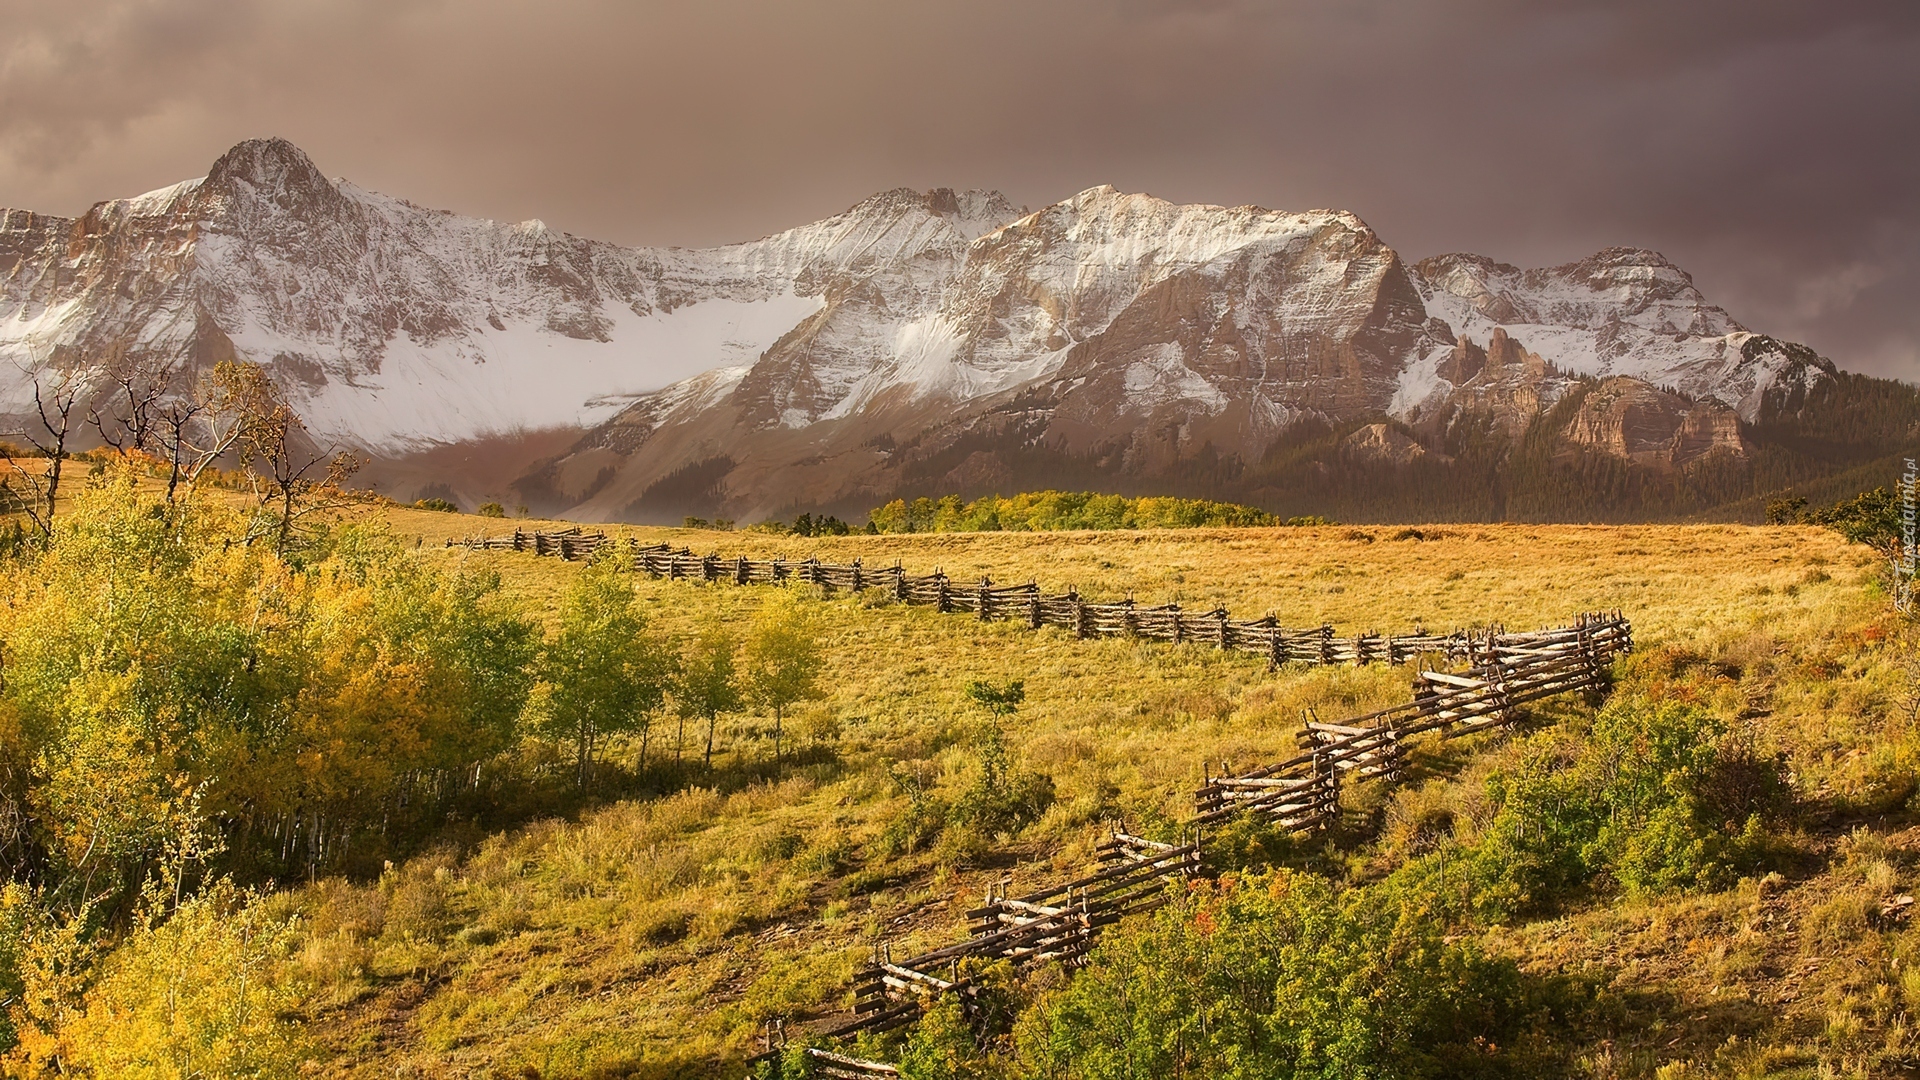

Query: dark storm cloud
<box><xmin>2</xmin><ymin>0</ymin><xmax>1916</xmax><ymax>380</ymax></box>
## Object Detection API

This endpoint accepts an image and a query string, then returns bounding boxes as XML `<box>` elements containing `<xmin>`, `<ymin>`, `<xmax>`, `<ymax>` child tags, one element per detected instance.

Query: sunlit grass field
<box><xmin>253</xmin><ymin>503</ymin><xmax>1920</xmax><ymax>1079</ymax></box>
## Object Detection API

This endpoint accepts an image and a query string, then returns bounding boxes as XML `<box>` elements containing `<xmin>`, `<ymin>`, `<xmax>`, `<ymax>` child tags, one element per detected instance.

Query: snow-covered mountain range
<box><xmin>0</xmin><ymin>138</ymin><xmax>1862</xmax><ymax>520</ymax></box>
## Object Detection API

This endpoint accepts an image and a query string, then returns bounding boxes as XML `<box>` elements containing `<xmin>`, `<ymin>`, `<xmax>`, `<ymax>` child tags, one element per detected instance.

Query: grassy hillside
<box><xmin>5</xmin><ymin>477</ymin><xmax>1917</xmax><ymax>1078</ymax></box>
<box><xmin>246</xmin><ymin>506</ymin><xmax>1913</xmax><ymax>1078</ymax></box>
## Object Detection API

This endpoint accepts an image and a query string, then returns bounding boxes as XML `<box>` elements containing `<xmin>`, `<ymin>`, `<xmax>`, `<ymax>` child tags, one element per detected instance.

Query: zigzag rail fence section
<box><xmin>445</xmin><ymin>530</ymin><xmax>1630</xmax><ymax>1071</ymax></box>
<box><xmin>451</xmin><ymin>528</ymin><xmax>1465</xmax><ymax>668</ymax></box>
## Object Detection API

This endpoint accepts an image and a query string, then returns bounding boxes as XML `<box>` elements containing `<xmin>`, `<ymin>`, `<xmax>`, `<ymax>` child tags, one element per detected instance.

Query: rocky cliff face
<box><xmin>1559</xmin><ymin>377</ymin><xmax>1747</xmax><ymax>467</ymax></box>
<box><xmin>0</xmin><ymin>138</ymin><xmax>1859</xmax><ymax>520</ymax></box>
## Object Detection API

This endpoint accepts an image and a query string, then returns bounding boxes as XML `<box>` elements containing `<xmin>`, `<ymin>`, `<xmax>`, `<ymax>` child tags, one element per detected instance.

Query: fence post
<box><xmin>1122</xmin><ymin>596</ymin><xmax>1136</xmax><ymax>637</ymax></box>
<box><xmin>1267</xmin><ymin>617</ymin><xmax>1282</xmax><ymax>672</ymax></box>
<box><xmin>736</xmin><ymin>556</ymin><xmax>749</xmax><ymax>585</ymax></box>
<box><xmin>1028</xmin><ymin>584</ymin><xmax>1041</xmax><ymax>630</ymax></box>
<box><xmin>1216</xmin><ymin>609</ymin><xmax>1228</xmax><ymax>650</ymax></box>
<box><xmin>1171</xmin><ymin>606</ymin><xmax>1184</xmax><ymax>645</ymax></box>
<box><xmin>1317</xmin><ymin>750</ymin><xmax>1340</xmax><ymax>831</ymax></box>
<box><xmin>1318</xmin><ymin>624</ymin><xmax>1335</xmax><ymax>665</ymax></box>
<box><xmin>851</xmin><ymin>559</ymin><xmax>863</xmax><ymax>592</ymax></box>
<box><xmin>893</xmin><ymin>563</ymin><xmax>906</xmax><ymax>602</ymax></box>
<box><xmin>978</xmin><ymin>577</ymin><xmax>992</xmax><ymax>621</ymax></box>
<box><xmin>936</xmin><ymin>571</ymin><xmax>950</xmax><ymax>613</ymax></box>
<box><xmin>1072</xmin><ymin>590</ymin><xmax>1088</xmax><ymax>639</ymax></box>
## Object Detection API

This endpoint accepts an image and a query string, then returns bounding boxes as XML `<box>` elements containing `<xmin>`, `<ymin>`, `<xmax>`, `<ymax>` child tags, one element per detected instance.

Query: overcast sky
<box><xmin>3</xmin><ymin>0</ymin><xmax>1916</xmax><ymax>382</ymax></box>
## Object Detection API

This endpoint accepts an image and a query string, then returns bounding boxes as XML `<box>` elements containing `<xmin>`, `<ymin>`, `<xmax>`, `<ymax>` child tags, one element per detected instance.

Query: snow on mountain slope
<box><xmin>0</xmin><ymin>137</ymin><xmax>1861</xmax><ymax>520</ymax></box>
<box><xmin>0</xmin><ymin>140</ymin><xmax>1006</xmax><ymax>453</ymax></box>
<box><xmin>1406</xmin><ymin>249</ymin><xmax>1821</xmax><ymax>420</ymax></box>
<box><xmin>560</xmin><ymin>187</ymin><xmax>1434</xmax><ymax>517</ymax></box>
<box><xmin>818</xmin><ymin>187</ymin><xmax>1411</xmax><ymax>426</ymax></box>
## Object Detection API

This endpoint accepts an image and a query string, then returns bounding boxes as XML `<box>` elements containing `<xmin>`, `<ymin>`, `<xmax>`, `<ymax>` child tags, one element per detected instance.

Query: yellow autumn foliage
<box><xmin>4</xmin><ymin>881</ymin><xmax>307</xmax><ymax>1079</ymax></box>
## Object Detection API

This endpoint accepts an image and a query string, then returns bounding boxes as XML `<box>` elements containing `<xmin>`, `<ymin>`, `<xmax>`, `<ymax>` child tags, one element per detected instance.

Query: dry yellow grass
<box><xmin>213</xmin><ymin>505</ymin><xmax>1908</xmax><ymax>1077</ymax></box>
<box><xmin>395</xmin><ymin>514</ymin><xmax>1870</xmax><ymax>639</ymax></box>
<box><xmin>2</xmin><ymin>468</ymin><xmax>1893</xmax><ymax>1075</ymax></box>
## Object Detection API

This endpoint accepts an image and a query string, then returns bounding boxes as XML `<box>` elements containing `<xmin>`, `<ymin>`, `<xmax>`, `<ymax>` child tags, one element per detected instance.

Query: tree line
<box><xmin>866</xmin><ymin>491</ymin><xmax>1317</xmax><ymax>533</ymax></box>
<box><xmin>0</xmin><ymin>355</ymin><xmax>829</xmax><ymax>1075</ymax></box>
<box><xmin>0</xmin><ymin>465</ymin><xmax>826</xmax><ymax>928</ymax></box>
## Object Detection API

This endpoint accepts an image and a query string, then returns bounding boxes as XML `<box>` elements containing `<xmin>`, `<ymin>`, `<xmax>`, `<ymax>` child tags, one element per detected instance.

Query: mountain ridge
<box><xmin>0</xmin><ymin>137</ymin><xmax>1907</xmax><ymax>522</ymax></box>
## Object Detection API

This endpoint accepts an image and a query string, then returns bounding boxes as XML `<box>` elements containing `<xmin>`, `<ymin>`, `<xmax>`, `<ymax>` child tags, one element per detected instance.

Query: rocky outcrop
<box><xmin>1560</xmin><ymin>377</ymin><xmax>1747</xmax><ymax>468</ymax></box>
<box><xmin>1344</xmin><ymin>423</ymin><xmax>1449</xmax><ymax>466</ymax></box>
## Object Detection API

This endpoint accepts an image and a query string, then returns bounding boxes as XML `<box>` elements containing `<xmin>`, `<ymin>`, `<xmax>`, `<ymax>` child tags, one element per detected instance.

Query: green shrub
<box><xmin>1585</xmin><ymin>700</ymin><xmax>1779</xmax><ymax>893</ymax></box>
<box><xmin>413</xmin><ymin>498</ymin><xmax>459</xmax><ymax>513</ymax></box>
<box><xmin>1015</xmin><ymin>870</ymin><xmax>1535</xmax><ymax>1079</ymax></box>
<box><xmin>951</xmin><ymin>686</ymin><xmax>1053</xmax><ymax>841</ymax></box>
<box><xmin>900</xmin><ymin>994</ymin><xmax>998</xmax><ymax>1079</ymax></box>
<box><xmin>475</xmin><ymin>502</ymin><xmax>506</xmax><ymax>518</ymax></box>
<box><xmin>875</xmin><ymin>765</ymin><xmax>949</xmax><ymax>859</ymax></box>
<box><xmin>1201</xmin><ymin>810</ymin><xmax>1309</xmax><ymax>875</ymax></box>
<box><xmin>750</xmin><ymin>1039</ymin><xmax>823</xmax><ymax>1079</ymax></box>
<box><xmin>1445</xmin><ymin>698</ymin><xmax>1787</xmax><ymax>919</ymax></box>
<box><xmin>873</xmin><ymin>722</ymin><xmax>1053</xmax><ymax>864</ymax></box>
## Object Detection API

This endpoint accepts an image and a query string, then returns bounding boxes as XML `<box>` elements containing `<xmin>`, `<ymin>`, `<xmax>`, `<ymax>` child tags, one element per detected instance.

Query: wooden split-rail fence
<box><xmin>450</xmin><ymin>531</ymin><xmax>1630</xmax><ymax>1069</ymax></box>
<box><xmin>820</xmin><ymin>831</ymin><xmax>1207</xmax><ymax>1041</ymax></box>
<box><xmin>1194</xmin><ymin>614</ymin><xmax>1631</xmax><ymax>832</ymax></box>
<box><xmin>454</xmin><ymin>528</ymin><xmax>1491</xmax><ymax>670</ymax></box>
<box><xmin>753</xmin><ymin>1021</ymin><xmax>899</xmax><ymax>1077</ymax></box>
<box><xmin>753</xmin><ymin>611</ymin><xmax>1633</xmax><ymax>1064</ymax></box>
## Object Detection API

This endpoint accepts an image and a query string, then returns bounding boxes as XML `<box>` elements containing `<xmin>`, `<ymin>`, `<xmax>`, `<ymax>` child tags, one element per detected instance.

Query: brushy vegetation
<box><xmin>866</xmin><ymin>491</ymin><xmax>1324</xmax><ymax>533</ymax></box>
<box><xmin>1014</xmin><ymin>871</ymin><xmax>1543</xmax><ymax>1079</ymax></box>
<box><xmin>3</xmin><ymin>469</ymin><xmax>1918</xmax><ymax>1078</ymax></box>
<box><xmin>1383</xmin><ymin>696</ymin><xmax>1791</xmax><ymax>924</ymax></box>
<box><xmin>0</xmin><ymin>465</ymin><xmax>833</xmax><ymax>1075</ymax></box>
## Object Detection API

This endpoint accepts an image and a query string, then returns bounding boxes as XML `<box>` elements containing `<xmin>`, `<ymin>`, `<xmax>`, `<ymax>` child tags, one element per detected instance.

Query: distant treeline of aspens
<box><xmin>867</xmin><ymin>491</ymin><xmax>1332</xmax><ymax>532</ymax></box>
<box><xmin>709</xmin><ymin>490</ymin><xmax>1333</xmax><ymax>535</ymax></box>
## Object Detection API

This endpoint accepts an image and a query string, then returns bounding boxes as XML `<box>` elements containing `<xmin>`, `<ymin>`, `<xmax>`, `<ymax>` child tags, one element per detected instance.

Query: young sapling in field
<box><xmin>533</xmin><ymin>555</ymin><xmax>672</xmax><ymax>787</ymax></box>
<box><xmin>743</xmin><ymin>591</ymin><xmax>826</xmax><ymax>765</ymax></box>
<box><xmin>675</xmin><ymin>621</ymin><xmax>744</xmax><ymax>769</ymax></box>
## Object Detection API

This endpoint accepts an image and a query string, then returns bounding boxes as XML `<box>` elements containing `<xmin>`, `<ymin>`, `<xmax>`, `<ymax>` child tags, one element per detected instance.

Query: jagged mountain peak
<box><xmin>807</xmin><ymin>186</ymin><xmax>1023</xmax><ymax>244</ymax></box>
<box><xmin>1417</xmin><ymin>246</ymin><xmax>1715</xmax><ymax>314</ymax></box>
<box><xmin>1562</xmin><ymin>245</ymin><xmax>1686</xmax><ymax>274</ymax></box>
<box><xmin>201</xmin><ymin>137</ymin><xmax>341</xmax><ymax>214</ymax></box>
<box><xmin>1407</xmin><ymin>244</ymin><xmax>1751</xmax><ymax>391</ymax></box>
<box><xmin>1415</xmin><ymin>250</ymin><xmax>1520</xmax><ymax>281</ymax></box>
<box><xmin>1052</xmin><ymin>183</ymin><xmax>1375</xmax><ymax>228</ymax></box>
<box><xmin>995</xmin><ymin>186</ymin><xmax>1382</xmax><ymax>280</ymax></box>
<box><xmin>1547</xmin><ymin>246</ymin><xmax>1708</xmax><ymax>303</ymax></box>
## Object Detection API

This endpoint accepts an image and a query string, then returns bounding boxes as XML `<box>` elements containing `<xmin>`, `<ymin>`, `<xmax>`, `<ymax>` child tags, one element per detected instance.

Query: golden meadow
<box><xmin>2</xmin><ymin>467</ymin><xmax>1917</xmax><ymax>1079</ymax></box>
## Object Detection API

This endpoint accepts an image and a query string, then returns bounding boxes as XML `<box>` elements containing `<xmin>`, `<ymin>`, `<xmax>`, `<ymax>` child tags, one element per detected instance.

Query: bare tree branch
<box><xmin>2</xmin><ymin>371</ymin><xmax>83</xmax><ymax>536</ymax></box>
<box><xmin>211</xmin><ymin>361</ymin><xmax>363</xmax><ymax>555</ymax></box>
<box><xmin>88</xmin><ymin>353</ymin><xmax>175</xmax><ymax>457</ymax></box>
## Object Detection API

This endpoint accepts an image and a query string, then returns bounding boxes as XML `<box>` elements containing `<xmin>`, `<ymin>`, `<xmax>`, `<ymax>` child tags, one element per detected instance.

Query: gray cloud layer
<box><xmin>3</xmin><ymin>0</ymin><xmax>1916</xmax><ymax>381</ymax></box>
